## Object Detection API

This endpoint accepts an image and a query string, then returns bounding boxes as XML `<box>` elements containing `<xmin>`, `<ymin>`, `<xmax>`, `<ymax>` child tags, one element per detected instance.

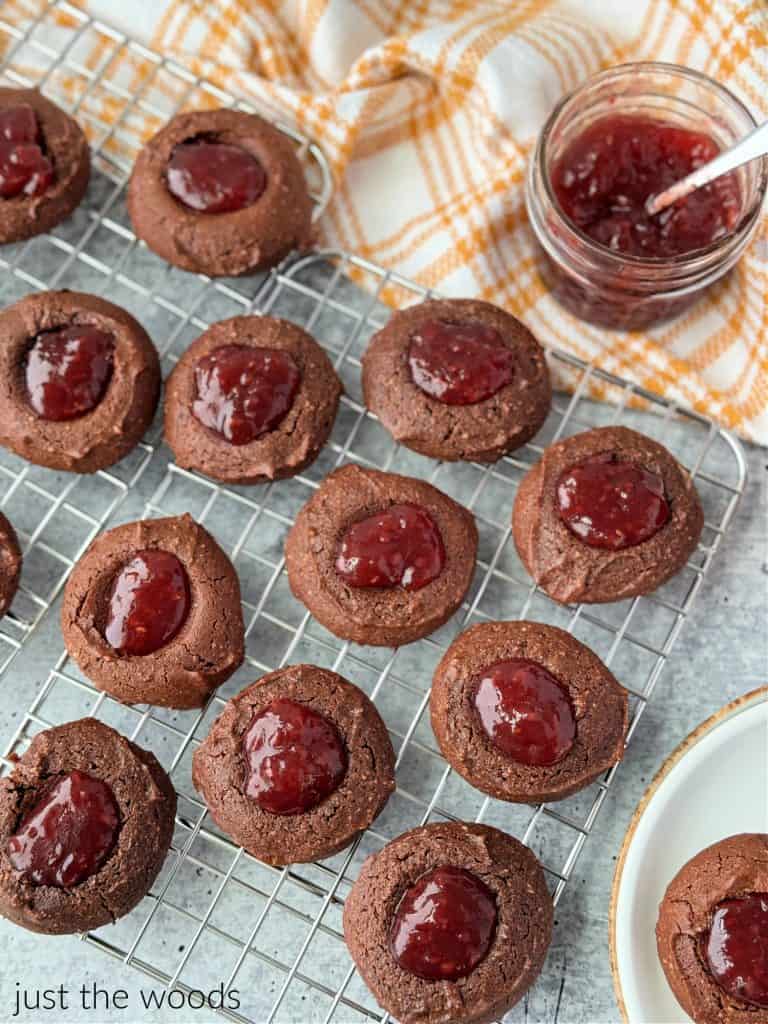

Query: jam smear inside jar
<box><xmin>104</xmin><ymin>549</ymin><xmax>190</xmax><ymax>656</ymax></box>
<box><xmin>243</xmin><ymin>698</ymin><xmax>347</xmax><ymax>816</ymax></box>
<box><xmin>166</xmin><ymin>137</ymin><xmax>266</xmax><ymax>214</ymax></box>
<box><xmin>390</xmin><ymin>865</ymin><xmax>497</xmax><ymax>981</ymax></box>
<box><xmin>407</xmin><ymin>319</ymin><xmax>515</xmax><ymax>405</ymax></box>
<box><xmin>551</xmin><ymin>115</ymin><xmax>740</xmax><ymax>259</ymax></box>
<box><xmin>474</xmin><ymin>658</ymin><xmax>576</xmax><ymax>766</ymax></box>
<box><xmin>703</xmin><ymin>893</ymin><xmax>768</xmax><ymax>1008</ymax></box>
<box><xmin>556</xmin><ymin>452</ymin><xmax>670</xmax><ymax>550</ymax></box>
<box><xmin>0</xmin><ymin>104</ymin><xmax>54</xmax><ymax>199</ymax></box>
<box><xmin>7</xmin><ymin>770</ymin><xmax>120</xmax><ymax>887</ymax></box>
<box><xmin>335</xmin><ymin>503</ymin><xmax>445</xmax><ymax>591</ymax></box>
<box><xmin>25</xmin><ymin>325</ymin><xmax>114</xmax><ymax>421</ymax></box>
<box><xmin>193</xmin><ymin>344</ymin><xmax>300</xmax><ymax>446</ymax></box>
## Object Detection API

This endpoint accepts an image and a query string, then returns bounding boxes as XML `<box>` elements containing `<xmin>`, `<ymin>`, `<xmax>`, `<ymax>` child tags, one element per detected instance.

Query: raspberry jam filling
<box><xmin>7</xmin><ymin>770</ymin><xmax>119</xmax><ymax>887</ymax></box>
<box><xmin>104</xmin><ymin>549</ymin><xmax>190</xmax><ymax>656</ymax></box>
<box><xmin>335</xmin><ymin>503</ymin><xmax>445</xmax><ymax>591</ymax></box>
<box><xmin>243</xmin><ymin>698</ymin><xmax>347</xmax><ymax>816</ymax></box>
<box><xmin>703</xmin><ymin>894</ymin><xmax>768</xmax><ymax>1008</ymax></box>
<box><xmin>551</xmin><ymin>115</ymin><xmax>740</xmax><ymax>258</ymax></box>
<box><xmin>474</xmin><ymin>658</ymin><xmax>576</xmax><ymax>766</ymax></box>
<box><xmin>25</xmin><ymin>325</ymin><xmax>114</xmax><ymax>421</ymax></box>
<box><xmin>390</xmin><ymin>865</ymin><xmax>497</xmax><ymax>981</ymax></box>
<box><xmin>166</xmin><ymin>138</ymin><xmax>266</xmax><ymax>213</ymax></box>
<box><xmin>407</xmin><ymin>319</ymin><xmax>515</xmax><ymax>405</ymax></box>
<box><xmin>192</xmin><ymin>344</ymin><xmax>300</xmax><ymax>446</ymax></box>
<box><xmin>0</xmin><ymin>104</ymin><xmax>54</xmax><ymax>199</ymax></box>
<box><xmin>556</xmin><ymin>452</ymin><xmax>670</xmax><ymax>550</ymax></box>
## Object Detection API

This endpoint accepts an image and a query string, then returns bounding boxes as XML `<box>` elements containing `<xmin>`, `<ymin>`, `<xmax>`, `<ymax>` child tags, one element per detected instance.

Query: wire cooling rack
<box><xmin>0</xmin><ymin>4</ymin><xmax>749</xmax><ymax>1024</ymax></box>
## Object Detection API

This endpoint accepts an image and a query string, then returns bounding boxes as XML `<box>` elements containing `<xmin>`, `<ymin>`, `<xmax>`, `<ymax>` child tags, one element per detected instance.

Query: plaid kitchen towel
<box><xmin>3</xmin><ymin>0</ymin><xmax>768</xmax><ymax>442</ymax></box>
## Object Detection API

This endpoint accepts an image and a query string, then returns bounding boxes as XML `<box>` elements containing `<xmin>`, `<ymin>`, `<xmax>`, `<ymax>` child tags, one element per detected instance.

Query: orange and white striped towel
<box><xmin>5</xmin><ymin>0</ymin><xmax>768</xmax><ymax>443</ymax></box>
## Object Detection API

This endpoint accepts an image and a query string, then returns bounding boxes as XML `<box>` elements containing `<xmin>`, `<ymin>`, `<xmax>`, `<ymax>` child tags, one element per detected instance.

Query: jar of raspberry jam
<box><xmin>525</xmin><ymin>63</ymin><xmax>766</xmax><ymax>330</ymax></box>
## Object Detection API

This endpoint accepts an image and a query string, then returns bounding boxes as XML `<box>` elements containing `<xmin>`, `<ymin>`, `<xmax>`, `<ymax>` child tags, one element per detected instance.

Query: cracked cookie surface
<box><xmin>164</xmin><ymin>315</ymin><xmax>341</xmax><ymax>484</ymax></box>
<box><xmin>285</xmin><ymin>465</ymin><xmax>478</xmax><ymax>647</ymax></box>
<box><xmin>656</xmin><ymin>833</ymin><xmax>768</xmax><ymax>1024</ymax></box>
<box><xmin>0</xmin><ymin>718</ymin><xmax>175</xmax><ymax>934</ymax></box>
<box><xmin>127</xmin><ymin>108</ymin><xmax>313</xmax><ymax>277</ymax></box>
<box><xmin>362</xmin><ymin>298</ymin><xmax>551</xmax><ymax>463</ymax></box>
<box><xmin>513</xmin><ymin>426</ymin><xmax>704</xmax><ymax>604</ymax></box>
<box><xmin>430</xmin><ymin>620</ymin><xmax>629</xmax><ymax>803</ymax></box>
<box><xmin>192</xmin><ymin>664</ymin><xmax>395</xmax><ymax>865</ymax></box>
<box><xmin>343</xmin><ymin>821</ymin><xmax>553</xmax><ymax>1024</ymax></box>
<box><xmin>61</xmin><ymin>514</ymin><xmax>244</xmax><ymax>708</ymax></box>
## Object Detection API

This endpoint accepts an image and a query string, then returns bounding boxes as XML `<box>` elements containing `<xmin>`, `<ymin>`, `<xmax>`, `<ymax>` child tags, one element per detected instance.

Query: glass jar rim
<box><xmin>537</xmin><ymin>60</ymin><xmax>768</xmax><ymax>268</ymax></box>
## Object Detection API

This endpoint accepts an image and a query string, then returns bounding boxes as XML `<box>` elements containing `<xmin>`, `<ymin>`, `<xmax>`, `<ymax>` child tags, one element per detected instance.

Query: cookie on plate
<box><xmin>656</xmin><ymin>833</ymin><xmax>768</xmax><ymax>1023</ymax></box>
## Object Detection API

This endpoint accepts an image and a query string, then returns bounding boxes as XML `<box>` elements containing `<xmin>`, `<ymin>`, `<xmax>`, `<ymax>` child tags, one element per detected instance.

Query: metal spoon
<box><xmin>645</xmin><ymin>118</ymin><xmax>768</xmax><ymax>216</ymax></box>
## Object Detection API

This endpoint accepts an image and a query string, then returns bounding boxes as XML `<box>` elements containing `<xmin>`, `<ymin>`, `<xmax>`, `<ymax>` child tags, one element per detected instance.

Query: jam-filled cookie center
<box><xmin>25</xmin><ymin>325</ymin><xmax>114</xmax><ymax>421</ymax></box>
<box><xmin>556</xmin><ymin>452</ymin><xmax>670</xmax><ymax>550</ymax></box>
<box><xmin>243</xmin><ymin>697</ymin><xmax>347</xmax><ymax>815</ymax></box>
<box><xmin>474</xmin><ymin>658</ymin><xmax>576</xmax><ymax>767</ymax></box>
<box><xmin>551</xmin><ymin>115</ymin><xmax>740</xmax><ymax>258</ymax></box>
<box><xmin>7</xmin><ymin>770</ymin><xmax>119</xmax><ymax>887</ymax></box>
<box><xmin>703</xmin><ymin>893</ymin><xmax>768</xmax><ymax>1008</ymax></box>
<box><xmin>166</xmin><ymin>137</ymin><xmax>267</xmax><ymax>214</ymax></box>
<box><xmin>407</xmin><ymin>318</ymin><xmax>515</xmax><ymax>406</ymax></box>
<box><xmin>192</xmin><ymin>343</ymin><xmax>300</xmax><ymax>446</ymax></box>
<box><xmin>335</xmin><ymin>502</ymin><xmax>445</xmax><ymax>591</ymax></box>
<box><xmin>0</xmin><ymin>104</ymin><xmax>54</xmax><ymax>199</ymax></box>
<box><xmin>104</xmin><ymin>549</ymin><xmax>190</xmax><ymax>656</ymax></box>
<box><xmin>390</xmin><ymin>864</ymin><xmax>497</xmax><ymax>981</ymax></box>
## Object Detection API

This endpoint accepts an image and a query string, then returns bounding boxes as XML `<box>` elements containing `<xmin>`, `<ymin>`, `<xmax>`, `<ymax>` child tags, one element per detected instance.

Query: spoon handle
<box><xmin>645</xmin><ymin>119</ymin><xmax>768</xmax><ymax>216</ymax></box>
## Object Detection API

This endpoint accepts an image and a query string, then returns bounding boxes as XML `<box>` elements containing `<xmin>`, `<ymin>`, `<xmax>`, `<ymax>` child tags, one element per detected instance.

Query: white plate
<box><xmin>610</xmin><ymin>687</ymin><xmax>768</xmax><ymax>1023</ymax></box>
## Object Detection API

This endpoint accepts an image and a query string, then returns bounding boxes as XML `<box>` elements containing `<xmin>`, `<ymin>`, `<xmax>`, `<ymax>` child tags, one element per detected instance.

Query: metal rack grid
<box><xmin>0</xmin><ymin>4</ymin><xmax>749</xmax><ymax>1024</ymax></box>
<box><xmin>0</xmin><ymin>0</ymin><xmax>332</xmax><ymax>386</ymax></box>
<box><xmin>0</xmin><ymin>249</ymin><xmax>748</xmax><ymax>1024</ymax></box>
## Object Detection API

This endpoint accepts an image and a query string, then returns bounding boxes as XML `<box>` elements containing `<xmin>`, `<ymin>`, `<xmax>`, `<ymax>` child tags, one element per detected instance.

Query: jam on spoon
<box><xmin>551</xmin><ymin>115</ymin><xmax>740</xmax><ymax>258</ymax></box>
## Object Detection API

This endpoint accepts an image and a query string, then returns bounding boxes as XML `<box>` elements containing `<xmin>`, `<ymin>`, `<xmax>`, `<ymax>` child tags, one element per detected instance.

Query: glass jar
<box><xmin>525</xmin><ymin>62</ymin><xmax>767</xmax><ymax>330</ymax></box>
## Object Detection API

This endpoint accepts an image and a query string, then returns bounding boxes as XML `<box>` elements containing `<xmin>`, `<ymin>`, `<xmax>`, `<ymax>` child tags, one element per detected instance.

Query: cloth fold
<box><xmin>5</xmin><ymin>0</ymin><xmax>768</xmax><ymax>442</ymax></box>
